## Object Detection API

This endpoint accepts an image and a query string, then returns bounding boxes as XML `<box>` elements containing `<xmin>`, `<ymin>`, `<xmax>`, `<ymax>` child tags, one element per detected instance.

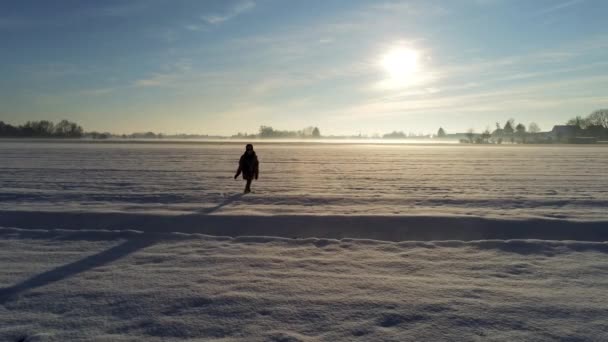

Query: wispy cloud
<box><xmin>473</xmin><ymin>0</ymin><xmax>503</xmax><ymax>5</ymax></box>
<box><xmin>79</xmin><ymin>87</ymin><xmax>118</xmax><ymax>96</ymax></box>
<box><xmin>326</xmin><ymin>74</ymin><xmax>608</xmax><ymax>125</ymax></box>
<box><xmin>536</xmin><ymin>0</ymin><xmax>585</xmax><ymax>15</ymax></box>
<box><xmin>372</xmin><ymin>1</ymin><xmax>448</xmax><ymax>16</ymax></box>
<box><xmin>201</xmin><ymin>0</ymin><xmax>255</xmax><ymax>25</ymax></box>
<box><xmin>134</xmin><ymin>74</ymin><xmax>173</xmax><ymax>87</ymax></box>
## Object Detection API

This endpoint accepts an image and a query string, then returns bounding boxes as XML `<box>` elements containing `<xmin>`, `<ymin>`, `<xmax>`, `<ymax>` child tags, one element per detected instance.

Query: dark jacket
<box><xmin>236</xmin><ymin>152</ymin><xmax>259</xmax><ymax>180</ymax></box>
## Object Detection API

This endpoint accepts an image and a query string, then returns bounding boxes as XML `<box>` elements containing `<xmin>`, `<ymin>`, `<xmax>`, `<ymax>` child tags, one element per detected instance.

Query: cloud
<box><xmin>536</xmin><ymin>0</ymin><xmax>585</xmax><ymax>15</ymax></box>
<box><xmin>184</xmin><ymin>24</ymin><xmax>204</xmax><ymax>31</ymax></box>
<box><xmin>79</xmin><ymin>87</ymin><xmax>117</xmax><ymax>96</ymax></box>
<box><xmin>201</xmin><ymin>0</ymin><xmax>255</xmax><ymax>25</ymax></box>
<box><xmin>372</xmin><ymin>1</ymin><xmax>448</xmax><ymax>15</ymax></box>
<box><xmin>473</xmin><ymin>0</ymin><xmax>503</xmax><ymax>5</ymax></box>
<box><xmin>134</xmin><ymin>75</ymin><xmax>171</xmax><ymax>87</ymax></box>
<box><xmin>333</xmin><ymin>73</ymin><xmax>608</xmax><ymax>123</ymax></box>
<box><xmin>133</xmin><ymin>62</ymin><xmax>193</xmax><ymax>88</ymax></box>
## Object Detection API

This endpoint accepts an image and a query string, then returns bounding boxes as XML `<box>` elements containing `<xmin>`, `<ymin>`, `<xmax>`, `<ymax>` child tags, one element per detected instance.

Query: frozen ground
<box><xmin>1</xmin><ymin>141</ymin><xmax>607</xmax><ymax>221</ymax></box>
<box><xmin>1</xmin><ymin>141</ymin><xmax>608</xmax><ymax>341</ymax></box>
<box><xmin>1</xmin><ymin>228</ymin><xmax>608</xmax><ymax>341</ymax></box>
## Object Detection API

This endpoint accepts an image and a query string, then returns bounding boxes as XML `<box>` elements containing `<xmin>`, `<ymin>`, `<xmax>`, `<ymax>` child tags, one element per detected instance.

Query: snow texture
<box><xmin>1</xmin><ymin>141</ymin><xmax>608</xmax><ymax>340</ymax></box>
<box><xmin>1</xmin><ymin>228</ymin><xmax>608</xmax><ymax>341</ymax></box>
<box><xmin>1</xmin><ymin>141</ymin><xmax>607</xmax><ymax>220</ymax></box>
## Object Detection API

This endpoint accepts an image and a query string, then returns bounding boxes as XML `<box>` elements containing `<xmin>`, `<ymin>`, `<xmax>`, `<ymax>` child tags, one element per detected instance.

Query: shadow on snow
<box><xmin>0</xmin><ymin>238</ymin><xmax>155</xmax><ymax>305</ymax></box>
<box><xmin>1</xmin><ymin>210</ymin><xmax>607</xmax><ymax>243</ymax></box>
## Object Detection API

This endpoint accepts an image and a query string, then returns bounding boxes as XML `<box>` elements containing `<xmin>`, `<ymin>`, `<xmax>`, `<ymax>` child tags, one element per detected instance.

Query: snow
<box><xmin>1</xmin><ymin>228</ymin><xmax>608</xmax><ymax>341</ymax></box>
<box><xmin>1</xmin><ymin>141</ymin><xmax>607</xmax><ymax>220</ymax></box>
<box><xmin>1</xmin><ymin>141</ymin><xmax>608</xmax><ymax>340</ymax></box>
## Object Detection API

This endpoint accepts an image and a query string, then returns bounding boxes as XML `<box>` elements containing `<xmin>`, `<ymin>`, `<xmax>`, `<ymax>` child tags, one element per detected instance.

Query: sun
<box><xmin>380</xmin><ymin>47</ymin><xmax>420</xmax><ymax>81</ymax></box>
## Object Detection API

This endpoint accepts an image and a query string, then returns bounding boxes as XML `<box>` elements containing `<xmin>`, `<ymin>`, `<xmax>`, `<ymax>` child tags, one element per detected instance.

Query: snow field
<box><xmin>1</xmin><ymin>141</ymin><xmax>607</xmax><ymax>220</ymax></box>
<box><xmin>1</xmin><ymin>141</ymin><xmax>608</xmax><ymax>341</ymax></box>
<box><xmin>1</xmin><ymin>228</ymin><xmax>607</xmax><ymax>341</ymax></box>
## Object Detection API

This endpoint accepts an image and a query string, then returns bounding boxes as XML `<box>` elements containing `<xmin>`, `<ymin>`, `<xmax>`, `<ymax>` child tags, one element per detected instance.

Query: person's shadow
<box><xmin>0</xmin><ymin>194</ymin><xmax>246</xmax><ymax>304</ymax></box>
<box><xmin>197</xmin><ymin>193</ymin><xmax>244</xmax><ymax>214</ymax></box>
<box><xmin>0</xmin><ymin>238</ymin><xmax>155</xmax><ymax>305</ymax></box>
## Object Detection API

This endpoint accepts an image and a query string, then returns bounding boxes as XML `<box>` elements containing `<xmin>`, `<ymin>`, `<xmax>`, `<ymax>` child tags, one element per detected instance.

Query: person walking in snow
<box><xmin>234</xmin><ymin>143</ymin><xmax>259</xmax><ymax>194</ymax></box>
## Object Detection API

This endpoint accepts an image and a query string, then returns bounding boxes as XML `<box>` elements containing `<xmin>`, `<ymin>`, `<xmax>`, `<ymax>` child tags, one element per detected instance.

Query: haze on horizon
<box><xmin>1</xmin><ymin>0</ymin><xmax>607</xmax><ymax>136</ymax></box>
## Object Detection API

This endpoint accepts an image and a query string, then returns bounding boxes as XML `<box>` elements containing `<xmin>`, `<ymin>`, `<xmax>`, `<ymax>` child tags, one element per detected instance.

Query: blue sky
<box><xmin>1</xmin><ymin>0</ymin><xmax>607</xmax><ymax>135</ymax></box>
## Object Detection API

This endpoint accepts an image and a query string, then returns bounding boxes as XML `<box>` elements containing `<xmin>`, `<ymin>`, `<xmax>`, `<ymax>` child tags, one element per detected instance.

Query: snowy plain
<box><xmin>1</xmin><ymin>140</ymin><xmax>608</xmax><ymax>341</ymax></box>
<box><xmin>1</xmin><ymin>141</ymin><xmax>608</xmax><ymax>220</ymax></box>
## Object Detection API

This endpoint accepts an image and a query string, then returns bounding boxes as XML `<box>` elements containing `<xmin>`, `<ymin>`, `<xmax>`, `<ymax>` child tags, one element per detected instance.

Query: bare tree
<box><xmin>465</xmin><ymin>128</ymin><xmax>475</xmax><ymax>143</ymax></box>
<box><xmin>528</xmin><ymin>122</ymin><xmax>541</xmax><ymax>133</ymax></box>
<box><xmin>566</xmin><ymin>116</ymin><xmax>589</xmax><ymax>129</ymax></box>
<box><xmin>481</xmin><ymin>128</ymin><xmax>491</xmax><ymax>144</ymax></box>
<box><xmin>587</xmin><ymin>109</ymin><xmax>608</xmax><ymax>128</ymax></box>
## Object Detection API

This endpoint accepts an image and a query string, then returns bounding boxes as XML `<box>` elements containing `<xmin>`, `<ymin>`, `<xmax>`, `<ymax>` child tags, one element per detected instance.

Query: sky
<box><xmin>1</xmin><ymin>0</ymin><xmax>607</xmax><ymax>136</ymax></box>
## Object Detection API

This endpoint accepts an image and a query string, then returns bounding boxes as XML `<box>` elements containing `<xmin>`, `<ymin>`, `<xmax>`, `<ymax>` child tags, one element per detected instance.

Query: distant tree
<box><xmin>437</xmin><ymin>127</ymin><xmax>446</xmax><ymax>138</ymax></box>
<box><xmin>515</xmin><ymin>123</ymin><xmax>526</xmax><ymax>143</ymax></box>
<box><xmin>259</xmin><ymin>125</ymin><xmax>317</xmax><ymax>138</ymax></box>
<box><xmin>587</xmin><ymin>109</ymin><xmax>608</xmax><ymax>128</ymax></box>
<box><xmin>491</xmin><ymin>122</ymin><xmax>504</xmax><ymax>140</ymax></box>
<box><xmin>566</xmin><ymin>116</ymin><xmax>588</xmax><ymax>129</ymax></box>
<box><xmin>528</xmin><ymin>122</ymin><xmax>541</xmax><ymax>133</ymax></box>
<box><xmin>300</xmin><ymin>126</ymin><xmax>315</xmax><ymax>137</ymax></box>
<box><xmin>481</xmin><ymin>128</ymin><xmax>491</xmax><ymax>144</ymax></box>
<box><xmin>312</xmin><ymin>127</ymin><xmax>321</xmax><ymax>138</ymax></box>
<box><xmin>259</xmin><ymin>125</ymin><xmax>275</xmax><ymax>138</ymax></box>
<box><xmin>503</xmin><ymin>119</ymin><xmax>515</xmax><ymax>134</ymax></box>
<box><xmin>0</xmin><ymin>119</ymin><xmax>83</xmax><ymax>138</ymax></box>
<box><xmin>20</xmin><ymin>122</ymin><xmax>34</xmax><ymax>136</ymax></box>
<box><xmin>87</xmin><ymin>131</ymin><xmax>111</xmax><ymax>139</ymax></box>
<box><xmin>382</xmin><ymin>131</ymin><xmax>406</xmax><ymax>139</ymax></box>
<box><xmin>54</xmin><ymin>120</ymin><xmax>83</xmax><ymax>137</ymax></box>
<box><xmin>465</xmin><ymin>128</ymin><xmax>475</xmax><ymax>143</ymax></box>
<box><xmin>0</xmin><ymin>121</ymin><xmax>19</xmax><ymax>137</ymax></box>
<box><xmin>23</xmin><ymin>120</ymin><xmax>55</xmax><ymax>137</ymax></box>
<box><xmin>490</xmin><ymin>123</ymin><xmax>504</xmax><ymax>143</ymax></box>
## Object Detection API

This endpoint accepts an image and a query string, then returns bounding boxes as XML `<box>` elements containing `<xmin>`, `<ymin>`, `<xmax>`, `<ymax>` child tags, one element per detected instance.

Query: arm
<box><xmin>234</xmin><ymin>157</ymin><xmax>243</xmax><ymax>179</ymax></box>
<box><xmin>254</xmin><ymin>158</ymin><xmax>259</xmax><ymax>180</ymax></box>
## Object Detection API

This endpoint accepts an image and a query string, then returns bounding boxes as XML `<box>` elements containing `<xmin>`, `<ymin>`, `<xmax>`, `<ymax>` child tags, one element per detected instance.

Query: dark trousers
<box><xmin>244</xmin><ymin>178</ymin><xmax>252</xmax><ymax>193</ymax></box>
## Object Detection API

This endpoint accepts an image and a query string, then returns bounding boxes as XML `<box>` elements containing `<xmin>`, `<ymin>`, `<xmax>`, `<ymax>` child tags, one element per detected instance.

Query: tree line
<box><xmin>233</xmin><ymin>126</ymin><xmax>321</xmax><ymax>139</ymax></box>
<box><xmin>566</xmin><ymin>109</ymin><xmax>608</xmax><ymax>129</ymax></box>
<box><xmin>4</xmin><ymin>109</ymin><xmax>606</xmax><ymax>142</ymax></box>
<box><xmin>0</xmin><ymin>120</ymin><xmax>84</xmax><ymax>138</ymax></box>
<box><xmin>456</xmin><ymin>109</ymin><xmax>608</xmax><ymax>144</ymax></box>
<box><xmin>461</xmin><ymin>119</ymin><xmax>542</xmax><ymax>144</ymax></box>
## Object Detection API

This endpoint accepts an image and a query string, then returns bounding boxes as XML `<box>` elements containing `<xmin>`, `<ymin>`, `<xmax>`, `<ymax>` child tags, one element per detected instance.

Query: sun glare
<box><xmin>378</xmin><ymin>46</ymin><xmax>424</xmax><ymax>89</ymax></box>
<box><xmin>381</xmin><ymin>47</ymin><xmax>419</xmax><ymax>77</ymax></box>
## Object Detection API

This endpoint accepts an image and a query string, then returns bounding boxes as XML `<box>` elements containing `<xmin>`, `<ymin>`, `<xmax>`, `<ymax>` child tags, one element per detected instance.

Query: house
<box><xmin>551</xmin><ymin>125</ymin><xmax>578</xmax><ymax>143</ymax></box>
<box><xmin>583</xmin><ymin>125</ymin><xmax>608</xmax><ymax>138</ymax></box>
